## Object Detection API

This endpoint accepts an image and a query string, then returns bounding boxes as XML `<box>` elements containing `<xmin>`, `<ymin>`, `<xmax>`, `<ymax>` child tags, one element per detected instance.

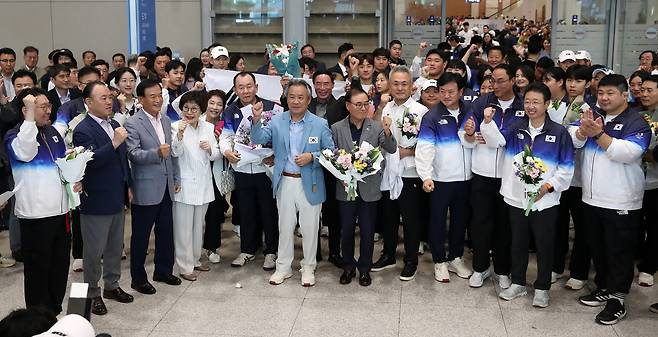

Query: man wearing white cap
<box><xmin>558</xmin><ymin>50</ymin><xmax>576</xmax><ymax>71</ymax></box>
<box><xmin>575</xmin><ymin>50</ymin><xmax>592</xmax><ymax>67</ymax></box>
<box><xmin>210</xmin><ymin>46</ymin><xmax>230</xmax><ymax>70</ymax></box>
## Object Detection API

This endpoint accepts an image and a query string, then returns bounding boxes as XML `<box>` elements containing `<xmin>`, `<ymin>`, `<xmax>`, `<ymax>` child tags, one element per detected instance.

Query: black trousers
<box><xmin>234</xmin><ymin>172</ymin><xmax>278</xmax><ymax>255</ymax></box>
<box><xmin>428</xmin><ymin>180</ymin><xmax>470</xmax><ymax>263</ymax></box>
<box><xmin>553</xmin><ymin>186</ymin><xmax>591</xmax><ymax>279</ymax></box>
<box><xmin>509</xmin><ymin>205</ymin><xmax>557</xmax><ymax>290</ymax></box>
<box><xmin>583</xmin><ymin>204</ymin><xmax>641</xmax><ymax>294</ymax></box>
<box><xmin>20</xmin><ymin>214</ymin><xmax>70</xmax><ymax>315</ymax></box>
<box><xmin>321</xmin><ymin>172</ymin><xmax>341</xmax><ymax>256</ymax></box>
<box><xmin>638</xmin><ymin>188</ymin><xmax>658</xmax><ymax>274</ymax></box>
<box><xmin>203</xmin><ymin>177</ymin><xmax>228</xmax><ymax>252</ymax></box>
<box><xmin>339</xmin><ymin>197</ymin><xmax>377</xmax><ymax>273</ymax></box>
<box><xmin>380</xmin><ymin>178</ymin><xmax>426</xmax><ymax>266</ymax></box>
<box><xmin>130</xmin><ymin>190</ymin><xmax>174</xmax><ymax>284</ymax></box>
<box><xmin>470</xmin><ymin>174</ymin><xmax>511</xmax><ymax>274</ymax></box>
<box><xmin>71</xmin><ymin>208</ymin><xmax>83</xmax><ymax>259</ymax></box>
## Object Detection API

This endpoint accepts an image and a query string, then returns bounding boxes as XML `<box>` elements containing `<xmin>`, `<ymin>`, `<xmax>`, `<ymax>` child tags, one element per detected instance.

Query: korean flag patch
<box><xmin>613</xmin><ymin>124</ymin><xmax>623</xmax><ymax>131</ymax></box>
<box><xmin>517</xmin><ymin>133</ymin><xmax>524</xmax><ymax>140</ymax></box>
<box><xmin>515</xmin><ymin>110</ymin><xmax>525</xmax><ymax>117</ymax></box>
<box><xmin>545</xmin><ymin>135</ymin><xmax>556</xmax><ymax>143</ymax></box>
<box><xmin>308</xmin><ymin>136</ymin><xmax>318</xmax><ymax>144</ymax></box>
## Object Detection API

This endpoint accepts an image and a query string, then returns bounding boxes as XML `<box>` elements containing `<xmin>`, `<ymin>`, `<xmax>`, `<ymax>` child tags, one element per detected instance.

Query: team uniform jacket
<box><xmin>480</xmin><ymin>117</ymin><xmax>575</xmax><ymax>211</ymax></box>
<box><xmin>416</xmin><ymin>101</ymin><xmax>472</xmax><ymax>182</ymax></box>
<box><xmin>459</xmin><ymin>92</ymin><xmax>526</xmax><ymax>178</ymax></box>
<box><xmin>5</xmin><ymin>120</ymin><xmax>69</xmax><ymax>218</ymax></box>
<box><xmin>569</xmin><ymin>107</ymin><xmax>651</xmax><ymax>210</ymax></box>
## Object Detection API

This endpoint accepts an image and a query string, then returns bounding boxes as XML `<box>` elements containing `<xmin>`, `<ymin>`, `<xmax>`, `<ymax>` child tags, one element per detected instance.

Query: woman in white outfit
<box><xmin>171</xmin><ymin>90</ymin><xmax>220</xmax><ymax>281</ymax></box>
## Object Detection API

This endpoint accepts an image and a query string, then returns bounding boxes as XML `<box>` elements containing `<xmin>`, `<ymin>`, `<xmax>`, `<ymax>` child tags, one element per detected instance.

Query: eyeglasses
<box><xmin>0</xmin><ymin>59</ymin><xmax>15</xmax><ymax>63</ymax></box>
<box><xmin>37</xmin><ymin>103</ymin><xmax>52</xmax><ymax>111</ymax></box>
<box><xmin>182</xmin><ymin>107</ymin><xmax>200</xmax><ymax>113</ymax></box>
<box><xmin>349</xmin><ymin>101</ymin><xmax>370</xmax><ymax>110</ymax></box>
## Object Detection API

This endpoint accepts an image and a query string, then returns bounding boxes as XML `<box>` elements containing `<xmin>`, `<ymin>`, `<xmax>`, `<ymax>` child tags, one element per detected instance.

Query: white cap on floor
<box><xmin>34</xmin><ymin>314</ymin><xmax>95</xmax><ymax>337</ymax></box>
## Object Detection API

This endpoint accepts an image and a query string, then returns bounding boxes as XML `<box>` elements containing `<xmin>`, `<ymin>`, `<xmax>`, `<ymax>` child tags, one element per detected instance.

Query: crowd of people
<box><xmin>0</xmin><ymin>18</ymin><xmax>657</xmax><ymax>330</ymax></box>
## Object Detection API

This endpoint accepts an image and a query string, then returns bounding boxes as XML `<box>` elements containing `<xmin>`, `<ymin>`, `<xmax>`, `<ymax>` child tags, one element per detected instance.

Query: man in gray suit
<box><xmin>125</xmin><ymin>79</ymin><xmax>181</xmax><ymax>295</ymax></box>
<box><xmin>332</xmin><ymin>87</ymin><xmax>396</xmax><ymax>287</ymax></box>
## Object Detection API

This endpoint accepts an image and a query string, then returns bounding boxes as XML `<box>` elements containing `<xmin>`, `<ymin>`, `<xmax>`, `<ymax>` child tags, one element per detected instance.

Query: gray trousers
<box><xmin>80</xmin><ymin>211</ymin><xmax>125</xmax><ymax>298</ymax></box>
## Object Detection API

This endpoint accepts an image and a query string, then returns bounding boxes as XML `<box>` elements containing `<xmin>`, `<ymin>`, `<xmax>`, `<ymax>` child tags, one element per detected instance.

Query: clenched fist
<box><xmin>112</xmin><ymin>127</ymin><xmax>128</xmax><ymax>148</ymax></box>
<box><xmin>158</xmin><ymin>144</ymin><xmax>171</xmax><ymax>158</ymax></box>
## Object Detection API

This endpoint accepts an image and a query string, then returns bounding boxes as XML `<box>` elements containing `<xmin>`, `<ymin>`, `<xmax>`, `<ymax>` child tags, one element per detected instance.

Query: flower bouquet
<box><xmin>395</xmin><ymin>107</ymin><xmax>421</xmax><ymax>148</ymax></box>
<box><xmin>266</xmin><ymin>41</ymin><xmax>301</xmax><ymax>78</ymax></box>
<box><xmin>55</xmin><ymin>146</ymin><xmax>94</xmax><ymax>210</ymax></box>
<box><xmin>319</xmin><ymin>141</ymin><xmax>384</xmax><ymax>201</ymax></box>
<box><xmin>513</xmin><ymin>145</ymin><xmax>547</xmax><ymax>216</ymax></box>
<box><xmin>232</xmin><ymin>104</ymin><xmax>283</xmax><ymax>168</ymax></box>
<box><xmin>64</xmin><ymin>112</ymin><xmax>87</xmax><ymax>147</ymax></box>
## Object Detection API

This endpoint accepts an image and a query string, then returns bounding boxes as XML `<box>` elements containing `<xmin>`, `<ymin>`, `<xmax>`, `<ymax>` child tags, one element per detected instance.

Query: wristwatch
<box><xmin>593</xmin><ymin>130</ymin><xmax>605</xmax><ymax>140</ymax></box>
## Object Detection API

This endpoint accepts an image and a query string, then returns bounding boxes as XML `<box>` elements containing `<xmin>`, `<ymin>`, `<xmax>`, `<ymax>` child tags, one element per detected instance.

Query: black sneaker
<box><xmin>370</xmin><ymin>255</ymin><xmax>396</xmax><ymax>272</ymax></box>
<box><xmin>595</xmin><ymin>298</ymin><xmax>626</xmax><ymax>325</ymax></box>
<box><xmin>399</xmin><ymin>264</ymin><xmax>417</xmax><ymax>281</ymax></box>
<box><xmin>579</xmin><ymin>289</ymin><xmax>610</xmax><ymax>307</ymax></box>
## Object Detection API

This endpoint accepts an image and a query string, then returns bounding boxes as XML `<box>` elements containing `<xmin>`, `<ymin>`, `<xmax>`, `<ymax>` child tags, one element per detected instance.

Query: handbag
<box><xmin>214</xmin><ymin>157</ymin><xmax>235</xmax><ymax>195</ymax></box>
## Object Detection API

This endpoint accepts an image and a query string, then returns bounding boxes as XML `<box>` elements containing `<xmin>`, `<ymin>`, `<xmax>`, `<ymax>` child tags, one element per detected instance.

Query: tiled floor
<box><xmin>1</xmin><ymin>216</ymin><xmax>657</xmax><ymax>337</ymax></box>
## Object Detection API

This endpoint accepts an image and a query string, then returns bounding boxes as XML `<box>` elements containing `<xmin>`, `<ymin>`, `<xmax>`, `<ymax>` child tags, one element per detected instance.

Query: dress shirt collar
<box><xmin>391</xmin><ymin>96</ymin><xmax>415</xmax><ymax>109</ymax></box>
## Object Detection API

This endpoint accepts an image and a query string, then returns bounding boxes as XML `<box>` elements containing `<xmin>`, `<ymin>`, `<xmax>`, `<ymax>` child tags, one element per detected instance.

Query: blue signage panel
<box><xmin>128</xmin><ymin>0</ymin><xmax>157</xmax><ymax>53</ymax></box>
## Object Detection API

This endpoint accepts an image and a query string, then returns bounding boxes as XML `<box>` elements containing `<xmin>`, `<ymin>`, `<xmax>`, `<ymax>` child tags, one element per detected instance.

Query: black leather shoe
<box><xmin>153</xmin><ymin>274</ymin><xmax>182</xmax><ymax>286</ymax></box>
<box><xmin>328</xmin><ymin>254</ymin><xmax>343</xmax><ymax>269</ymax></box>
<box><xmin>339</xmin><ymin>269</ymin><xmax>356</xmax><ymax>285</ymax></box>
<box><xmin>131</xmin><ymin>281</ymin><xmax>156</xmax><ymax>295</ymax></box>
<box><xmin>103</xmin><ymin>287</ymin><xmax>134</xmax><ymax>303</ymax></box>
<box><xmin>359</xmin><ymin>272</ymin><xmax>372</xmax><ymax>287</ymax></box>
<box><xmin>91</xmin><ymin>297</ymin><xmax>107</xmax><ymax>315</ymax></box>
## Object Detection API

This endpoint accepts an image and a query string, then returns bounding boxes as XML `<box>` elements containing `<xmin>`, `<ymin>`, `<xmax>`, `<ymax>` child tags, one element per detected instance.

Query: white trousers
<box><xmin>276</xmin><ymin>176</ymin><xmax>321</xmax><ymax>273</ymax></box>
<box><xmin>173</xmin><ymin>202</ymin><xmax>209</xmax><ymax>274</ymax></box>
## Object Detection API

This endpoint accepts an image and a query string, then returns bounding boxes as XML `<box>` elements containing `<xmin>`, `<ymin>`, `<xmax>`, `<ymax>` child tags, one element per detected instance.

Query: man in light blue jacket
<box><xmin>251</xmin><ymin>79</ymin><xmax>334</xmax><ymax>287</ymax></box>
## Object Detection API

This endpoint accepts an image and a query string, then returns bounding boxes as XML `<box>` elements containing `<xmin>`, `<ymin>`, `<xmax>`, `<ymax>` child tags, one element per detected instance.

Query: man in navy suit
<box><xmin>72</xmin><ymin>81</ymin><xmax>134</xmax><ymax>315</ymax></box>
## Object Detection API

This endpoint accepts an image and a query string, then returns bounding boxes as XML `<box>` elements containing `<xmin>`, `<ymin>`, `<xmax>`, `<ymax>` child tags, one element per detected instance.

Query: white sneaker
<box><xmin>233</xmin><ymin>225</ymin><xmax>240</xmax><ymax>237</ymax></box>
<box><xmin>72</xmin><ymin>259</ymin><xmax>84</xmax><ymax>272</ymax></box>
<box><xmin>208</xmin><ymin>250</ymin><xmax>221</xmax><ymax>264</ymax></box>
<box><xmin>121</xmin><ymin>249</ymin><xmax>127</xmax><ymax>260</ymax></box>
<box><xmin>499</xmin><ymin>284</ymin><xmax>527</xmax><ymax>301</ymax></box>
<box><xmin>638</xmin><ymin>272</ymin><xmax>655</xmax><ymax>287</ymax></box>
<box><xmin>565</xmin><ymin>278</ymin><xmax>586</xmax><ymax>290</ymax></box>
<box><xmin>374</xmin><ymin>233</ymin><xmax>381</xmax><ymax>242</ymax></box>
<box><xmin>447</xmin><ymin>257</ymin><xmax>472</xmax><ymax>279</ymax></box>
<box><xmin>269</xmin><ymin>270</ymin><xmax>293</xmax><ymax>285</ymax></box>
<box><xmin>418</xmin><ymin>242</ymin><xmax>425</xmax><ymax>255</ymax></box>
<box><xmin>469</xmin><ymin>269</ymin><xmax>491</xmax><ymax>288</ymax></box>
<box><xmin>263</xmin><ymin>254</ymin><xmax>276</xmax><ymax>271</ymax></box>
<box><xmin>533</xmin><ymin>289</ymin><xmax>550</xmax><ymax>308</ymax></box>
<box><xmin>434</xmin><ymin>262</ymin><xmax>450</xmax><ymax>283</ymax></box>
<box><xmin>301</xmin><ymin>267</ymin><xmax>316</xmax><ymax>287</ymax></box>
<box><xmin>231</xmin><ymin>253</ymin><xmax>255</xmax><ymax>267</ymax></box>
<box><xmin>320</xmin><ymin>226</ymin><xmax>329</xmax><ymax>237</ymax></box>
<box><xmin>0</xmin><ymin>256</ymin><xmax>16</xmax><ymax>268</ymax></box>
<box><xmin>495</xmin><ymin>274</ymin><xmax>512</xmax><ymax>289</ymax></box>
<box><xmin>551</xmin><ymin>272</ymin><xmax>564</xmax><ymax>284</ymax></box>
